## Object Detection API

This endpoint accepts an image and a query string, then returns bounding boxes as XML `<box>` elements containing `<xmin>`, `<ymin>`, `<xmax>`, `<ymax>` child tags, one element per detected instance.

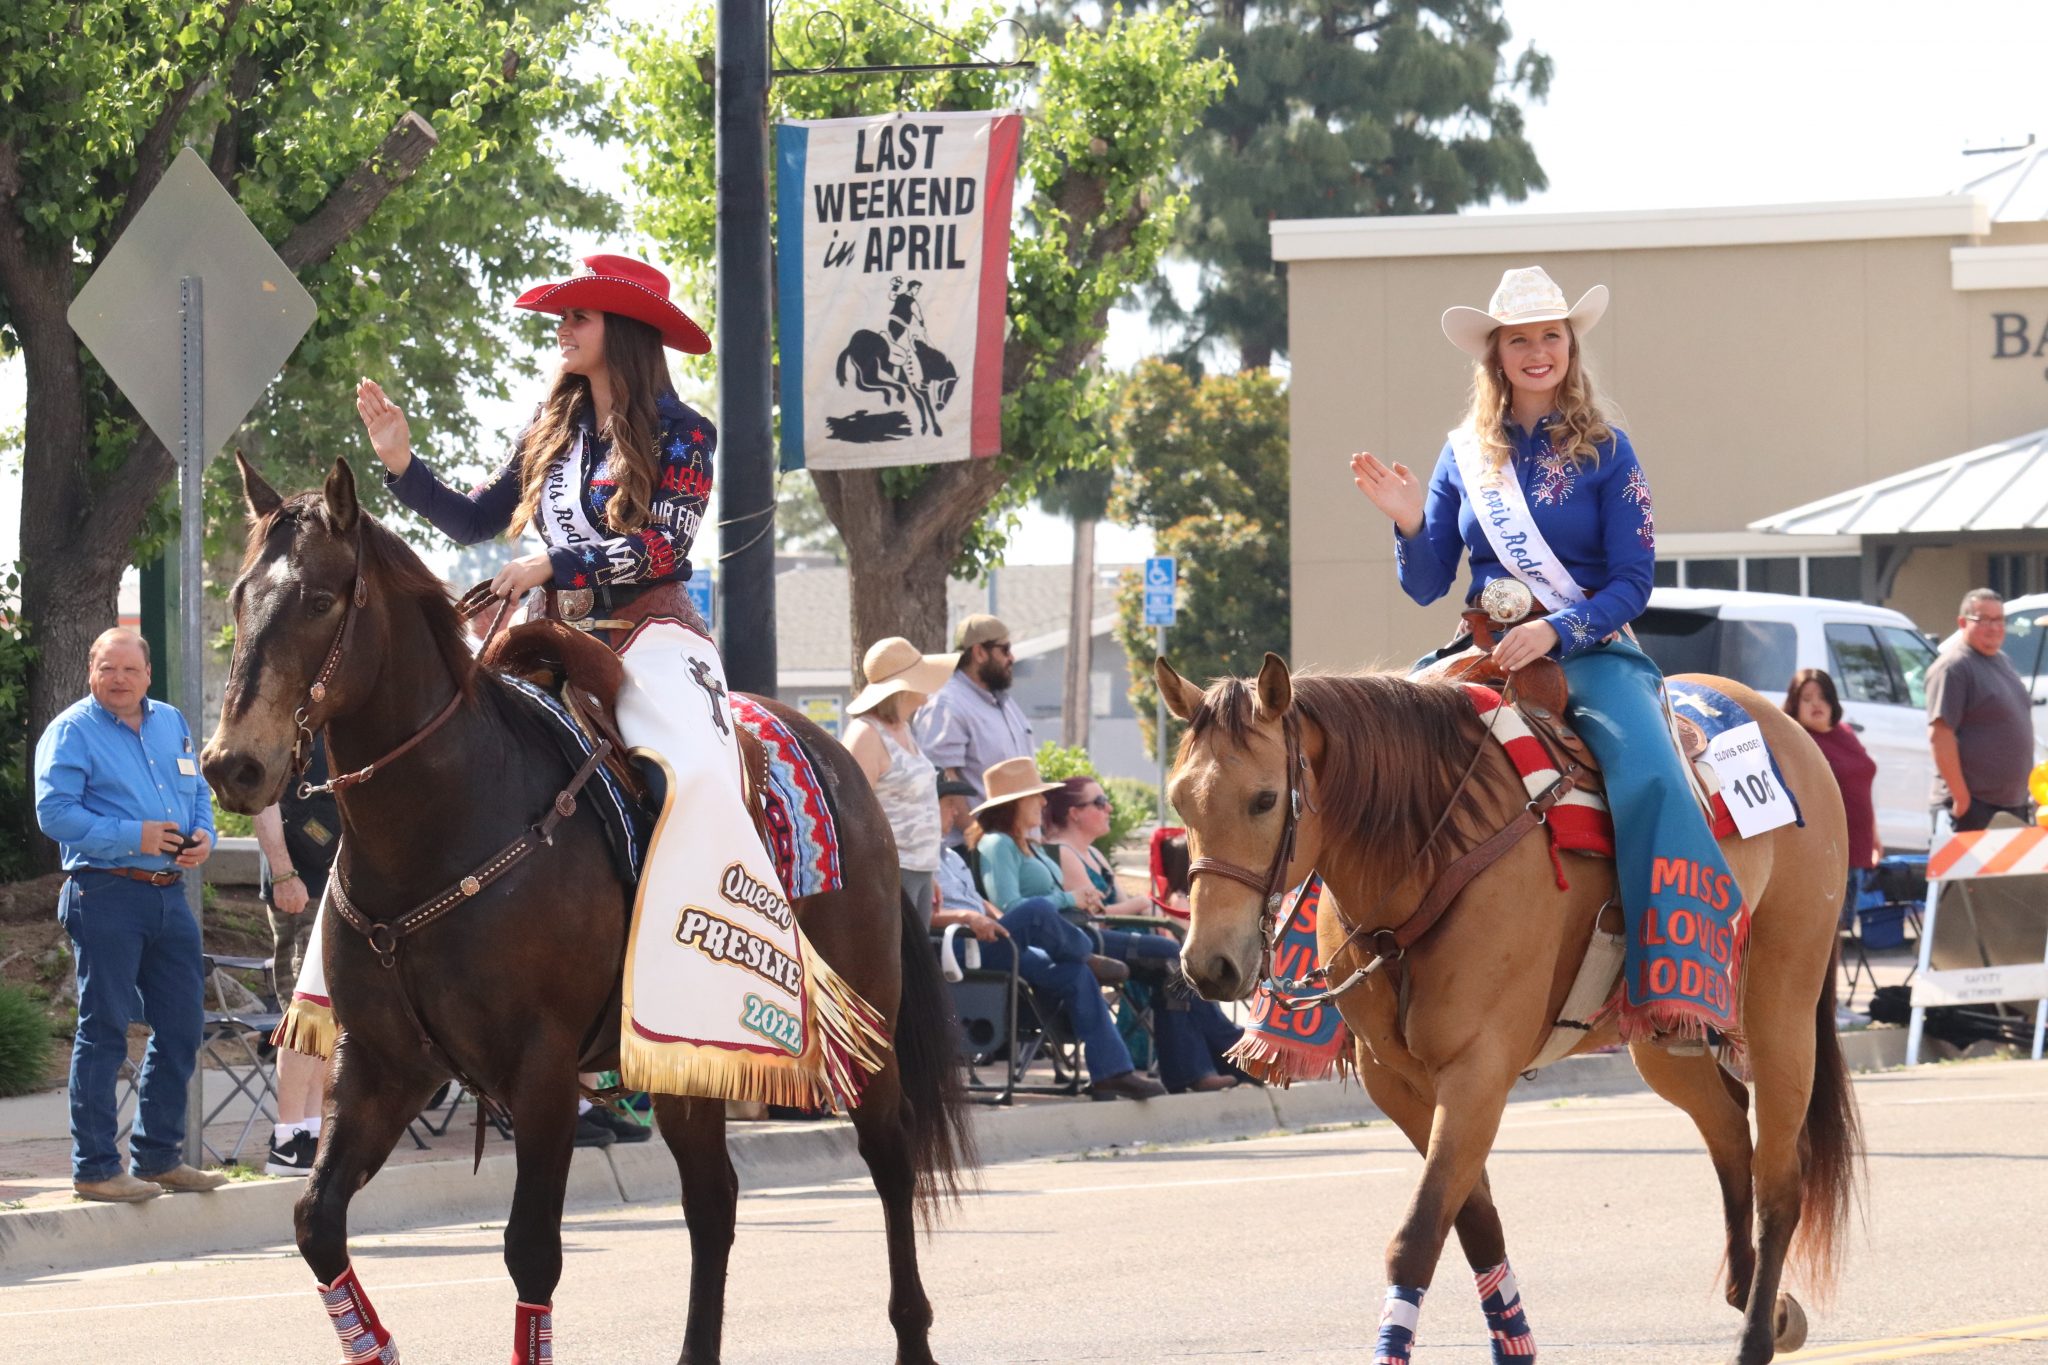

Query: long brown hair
<box><xmin>509</xmin><ymin>312</ymin><xmax>675</xmax><ymax>539</ymax></box>
<box><xmin>1461</xmin><ymin>322</ymin><xmax>1616</xmax><ymax>472</ymax></box>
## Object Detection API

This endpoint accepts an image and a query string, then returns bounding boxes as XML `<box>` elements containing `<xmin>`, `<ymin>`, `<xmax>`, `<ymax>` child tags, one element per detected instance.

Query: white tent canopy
<box><xmin>1748</xmin><ymin>427</ymin><xmax>2048</xmax><ymax>537</ymax></box>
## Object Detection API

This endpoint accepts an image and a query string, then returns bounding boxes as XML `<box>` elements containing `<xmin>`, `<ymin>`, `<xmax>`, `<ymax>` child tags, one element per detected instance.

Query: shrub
<box><xmin>0</xmin><ymin>985</ymin><xmax>53</xmax><ymax>1098</ymax></box>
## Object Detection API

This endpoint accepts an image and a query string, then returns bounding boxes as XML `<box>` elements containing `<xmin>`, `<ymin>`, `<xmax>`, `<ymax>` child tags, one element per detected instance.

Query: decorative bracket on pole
<box><xmin>770</xmin><ymin>0</ymin><xmax>1035</xmax><ymax>78</ymax></box>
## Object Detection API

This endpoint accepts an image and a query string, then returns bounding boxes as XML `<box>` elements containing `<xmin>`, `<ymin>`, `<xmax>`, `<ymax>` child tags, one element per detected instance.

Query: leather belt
<box><xmin>543</xmin><ymin>581</ymin><xmax>697</xmax><ymax>639</ymax></box>
<box><xmin>79</xmin><ymin>866</ymin><xmax>182</xmax><ymax>887</ymax></box>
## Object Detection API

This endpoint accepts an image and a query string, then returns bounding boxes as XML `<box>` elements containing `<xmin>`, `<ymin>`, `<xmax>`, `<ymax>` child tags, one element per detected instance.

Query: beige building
<box><xmin>1278</xmin><ymin>196</ymin><xmax>2048</xmax><ymax>669</ymax></box>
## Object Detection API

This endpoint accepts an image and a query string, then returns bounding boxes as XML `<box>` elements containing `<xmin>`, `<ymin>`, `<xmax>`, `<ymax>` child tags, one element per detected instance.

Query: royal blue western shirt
<box><xmin>33</xmin><ymin>697</ymin><xmax>214</xmax><ymax>873</ymax></box>
<box><xmin>1394</xmin><ymin>421</ymin><xmax>1657</xmax><ymax>657</ymax></box>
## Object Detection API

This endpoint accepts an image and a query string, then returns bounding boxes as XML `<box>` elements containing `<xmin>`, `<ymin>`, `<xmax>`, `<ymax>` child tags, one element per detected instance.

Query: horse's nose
<box><xmin>1187</xmin><ymin>952</ymin><xmax>1246</xmax><ymax>1002</ymax></box>
<box><xmin>201</xmin><ymin>747</ymin><xmax>272</xmax><ymax>814</ymax></box>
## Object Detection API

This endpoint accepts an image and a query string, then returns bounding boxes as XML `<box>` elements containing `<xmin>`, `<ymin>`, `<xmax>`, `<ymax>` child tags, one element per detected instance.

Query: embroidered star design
<box><xmin>1624</xmin><ymin>467</ymin><xmax>1656</xmax><ymax>549</ymax></box>
<box><xmin>1533</xmin><ymin>451</ymin><xmax>1577</xmax><ymax>506</ymax></box>
<box><xmin>691</xmin><ymin>428</ymin><xmax>706</xmax><ymax>444</ymax></box>
<box><xmin>571</xmin><ymin>573</ymin><xmax>588</xmax><ymax>587</ymax></box>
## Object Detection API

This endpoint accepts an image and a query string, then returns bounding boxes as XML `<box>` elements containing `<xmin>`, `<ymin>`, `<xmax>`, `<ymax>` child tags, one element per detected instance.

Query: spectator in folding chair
<box><xmin>253</xmin><ymin>735</ymin><xmax>342</xmax><ymax>1176</ymax></box>
<box><xmin>1041</xmin><ymin>778</ymin><xmax>1244</xmax><ymax>1092</ymax></box>
<box><xmin>1784</xmin><ymin>669</ymin><xmax>1880</xmax><ymax>927</ymax></box>
<box><xmin>934</xmin><ymin>776</ymin><xmax>1161</xmax><ymax>1100</ymax></box>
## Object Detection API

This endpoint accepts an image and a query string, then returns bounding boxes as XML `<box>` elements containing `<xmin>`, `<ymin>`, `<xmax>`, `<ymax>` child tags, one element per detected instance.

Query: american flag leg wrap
<box><xmin>1374</xmin><ymin>1284</ymin><xmax>1426</xmax><ymax>1364</ymax></box>
<box><xmin>512</xmin><ymin>1301</ymin><xmax>554</xmax><ymax>1364</ymax></box>
<box><xmin>318</xmin><ymin>1264</ymin><xmax>400</xmax><ymax>1363</ymax></box>
<box><xmin>1476</xmin><ymin>1260</ymin><xmax>1537</xmax><ymax>1360</ymax></box>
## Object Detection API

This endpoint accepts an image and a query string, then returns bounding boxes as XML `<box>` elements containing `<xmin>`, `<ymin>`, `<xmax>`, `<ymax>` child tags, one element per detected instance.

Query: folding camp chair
<box><xmin>199</xmin><ymin>954</ymin><xmax>283</xmax><ymax>1165</ymax></box>
<box><xmin>938</xmin><ymin>934</ymin><xmax>1083</xmax><ymax>1104</ymax></box>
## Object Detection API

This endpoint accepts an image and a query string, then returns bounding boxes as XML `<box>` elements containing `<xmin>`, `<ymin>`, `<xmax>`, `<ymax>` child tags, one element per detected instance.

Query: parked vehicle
<box><xmin>1631</xmin><ymin>589</ymin><xmax>1940</xmax><ymax>852</ymax></box>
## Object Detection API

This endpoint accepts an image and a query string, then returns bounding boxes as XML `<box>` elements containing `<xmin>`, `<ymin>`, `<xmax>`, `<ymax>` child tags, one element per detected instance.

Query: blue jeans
<box><xmin>58</xmin><ymin>873</ymin><xmax>205</xmax><ymax>1181</ymax></box>
<box><xmin>992</xmin><ymin>898</ymin><xmax>1134</xmax><ymax>1081</ymax></box>
<box><xmin>1151</xmin><ymin>987</ymin><xmax>1244</xmax><ymax>1091</ymax></box>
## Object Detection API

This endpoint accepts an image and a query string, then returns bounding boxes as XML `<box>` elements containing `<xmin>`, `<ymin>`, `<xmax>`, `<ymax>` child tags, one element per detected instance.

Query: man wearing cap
<box><xmin>914</xmin><ymin>614</ymin><xmax>1034</xmax><ymax>820</ymax></box>
<box><xmin>33</xmin><ymin>628</ymin><xmax>228</xmax><ymax>1202</ymax></box>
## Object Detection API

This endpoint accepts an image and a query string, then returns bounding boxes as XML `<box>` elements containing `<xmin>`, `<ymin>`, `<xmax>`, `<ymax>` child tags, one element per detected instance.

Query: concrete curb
<box><xmin>0</xmin><ymin>1029</ymin><xmax>1915</xmax><ymax>1278</ymax></box>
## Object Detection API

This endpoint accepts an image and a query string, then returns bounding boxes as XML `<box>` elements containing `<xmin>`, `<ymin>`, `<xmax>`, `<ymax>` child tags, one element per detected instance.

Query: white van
<box><xmin>1630</xmin><ymin>589</ymin><xmax>1940</xmax><ymax>852</ymax></box>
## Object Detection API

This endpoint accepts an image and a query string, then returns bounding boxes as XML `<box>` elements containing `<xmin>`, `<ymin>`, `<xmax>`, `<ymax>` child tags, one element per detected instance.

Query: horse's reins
<box><xmin>283</xmin><ymin>541</ymin><xmax>612</xmax><ymax>1166</ymax></box>
<box><xmin>1187</xmin><ymin>674</ymin><xmax>1580</xmax><ymax>1012</ymax></box>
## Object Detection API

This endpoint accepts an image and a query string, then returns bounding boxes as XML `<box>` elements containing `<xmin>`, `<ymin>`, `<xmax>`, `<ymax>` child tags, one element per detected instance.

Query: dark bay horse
<box><xmin>202</xmin><ymin>456</ymin><xmax>971</xmax><ymax>1365</ymax></box>
<box><xmin>1157</xmin><ymin>654</ymin><xmax>1861</xmax><ymax>1365</ymax></box>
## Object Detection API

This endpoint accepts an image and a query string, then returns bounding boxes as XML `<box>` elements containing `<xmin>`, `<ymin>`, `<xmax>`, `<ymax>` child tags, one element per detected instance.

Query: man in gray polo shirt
<box><xmin>1928</xmin><ymin>587</ymin><xmax>2036</xmax><ymax>835</ymax></box>
<box><xmin>914</xmin><ymin>613</ymin><xmax>1034</xmax><ymax>809</ymax></box>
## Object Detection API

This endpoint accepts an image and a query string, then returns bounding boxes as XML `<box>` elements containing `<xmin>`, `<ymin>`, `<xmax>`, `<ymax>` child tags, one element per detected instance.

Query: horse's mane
<box><xmin>1183</xmin><ymin>670</ymin><xmax>1496</xmax><ymax>877</ymax></box>
<box><xmin>244</xmin><ymin>493</ymin><xmax>476</xmax><ymax>700</ymax></box>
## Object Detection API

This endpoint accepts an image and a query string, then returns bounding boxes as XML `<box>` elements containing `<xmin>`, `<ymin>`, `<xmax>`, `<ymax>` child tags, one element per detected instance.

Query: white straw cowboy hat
<box><xmin>847</xmin><ymin>637</ymin><xmax>957</xmax><ymax>717</ymax></box>
<box><xmin>971</xmin><ymin>757</ymin><xmax>1062</xmax><ymax>817</ymax></box>
<box><xmin>1441</xmin><ymin>266</ymin><xmax>1609</xmax><ymax>359</ymax></box>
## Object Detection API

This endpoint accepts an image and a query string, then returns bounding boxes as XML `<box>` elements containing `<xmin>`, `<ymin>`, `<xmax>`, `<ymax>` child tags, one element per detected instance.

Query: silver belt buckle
<box><xmin>1481</xmin><ymin>578</ymin><xmax>1536</xmax><ymax>625</ymax></box>
<box><xmin>556</xmin><ymin>587</ymin><xmax>594</xmax><ymax>621</ymax></box>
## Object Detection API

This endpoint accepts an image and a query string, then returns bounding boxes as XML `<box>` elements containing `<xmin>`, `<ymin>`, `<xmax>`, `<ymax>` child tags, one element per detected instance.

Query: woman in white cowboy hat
<box><xmin>1347</xmin><ymin>263</ymin><xmax>1747</xmax><ymax>1365</ymax></box>
<box><xmin>844</xmin><ymin>636</ymin><xmax>957</xmax><ymax>921</ymax></box>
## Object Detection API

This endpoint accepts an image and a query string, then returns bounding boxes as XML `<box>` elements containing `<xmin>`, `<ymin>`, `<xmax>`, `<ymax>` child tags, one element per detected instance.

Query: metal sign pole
<box><xmin>1156</xmin><ymin>623</ymin><xmax>1168</xmax><ymax>824</ymax></box>
<box><xmin>715</xmin><ymin>0</ymin><xmax>777</xmax><ymax>696</ymax></box>
<box><xmin>178</xmin><ymin>276</ymin><xmax>206</xmax><ymax>1166</ymax></box>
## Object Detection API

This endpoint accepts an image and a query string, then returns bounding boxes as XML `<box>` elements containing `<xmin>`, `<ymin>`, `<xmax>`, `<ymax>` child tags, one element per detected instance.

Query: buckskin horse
<box><xmin>1155</xmin><ymin>653</ymin><xmax>1860</xmax><ymax>1365</ymax></box>
<box><xmin>202</xmin><ymin>456</ymin><xmax>972</xmax><ymax>1365</ymax></box>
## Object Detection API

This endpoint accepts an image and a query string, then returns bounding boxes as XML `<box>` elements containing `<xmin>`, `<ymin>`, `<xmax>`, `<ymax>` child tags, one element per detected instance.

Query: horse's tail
<box><xmin>1792</xmin><ymin>940</ymin><xmax>1863</xmax><ymax>1291</ymax></box>
<box><xmin>836</xmin><ymin>342</ymin><xmax>852</xmax><ymax>387</ymax></box>
<box><xmin>891</xmin><ymin>890</ymin><xmax>978</xmax><ymax>1220</ymax></box>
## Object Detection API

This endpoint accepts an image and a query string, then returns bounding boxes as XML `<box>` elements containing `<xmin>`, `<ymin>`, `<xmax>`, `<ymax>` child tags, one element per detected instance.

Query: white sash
<box><xmin>539</xmin><ymin>431</ymin><xmax>606</xmax><ymax>552</ymax></box>
<box><xmin>1448</xmin><ymin>426</ymin><xmax>1588</xmax><ymax>613</ymax></box>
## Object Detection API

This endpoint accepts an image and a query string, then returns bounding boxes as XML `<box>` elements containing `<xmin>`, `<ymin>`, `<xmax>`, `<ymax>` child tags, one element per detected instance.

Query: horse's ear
<box><xmin>322</xmin><ymin>457</ymin><xmax>360</xmax><ymax>532</ymax></box>
<box><xmin>1252</xmin><ymin>652</ymin><xmax>1294</xmax><ymax>719</ymax></box>
<box><xmin>236</xmin><ymin>451</ymin><xmax>283</xmax><ymax>519</ymax></box>
<box><xmin>1155</xmin><ymin>655</ymin><xmax>1204</xmax><ymax>722</ymax></box>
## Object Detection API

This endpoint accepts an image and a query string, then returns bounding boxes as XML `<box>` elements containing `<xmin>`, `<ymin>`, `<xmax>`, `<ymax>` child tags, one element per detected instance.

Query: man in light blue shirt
<box><xmin>33</xmin><ymin>628</ymin><xmax>226</xmax><ymax>1201</ymax></box>
<box><xmin>914</xmin><ymin>614</ymin><xmax>1034</xmax><ymax>816</ymax></box>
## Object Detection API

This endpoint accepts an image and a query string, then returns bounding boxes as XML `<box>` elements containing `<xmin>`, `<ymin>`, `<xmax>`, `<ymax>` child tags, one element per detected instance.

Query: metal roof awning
<box><xmin>1748</xmin><ymin>427</ymin><xmax>2048</xmax><ymax>536</ymax></box>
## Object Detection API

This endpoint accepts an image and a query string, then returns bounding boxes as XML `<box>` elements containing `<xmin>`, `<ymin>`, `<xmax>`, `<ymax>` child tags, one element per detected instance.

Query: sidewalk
<box><xmin>0</xmin><ymin>1019</ymin><xmax>1917</xmax><ymax>1278</ymax></box>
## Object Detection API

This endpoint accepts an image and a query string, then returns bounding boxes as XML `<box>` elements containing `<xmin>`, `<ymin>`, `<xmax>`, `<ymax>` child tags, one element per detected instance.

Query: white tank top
<box><xmin>871</xmin><ymin>726</ymin><xmax>941</xmax><ymax>872</ymax></box>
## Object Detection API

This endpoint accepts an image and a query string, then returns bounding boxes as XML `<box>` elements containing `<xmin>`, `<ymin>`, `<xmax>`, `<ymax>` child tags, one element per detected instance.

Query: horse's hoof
<box><xmin>1774</xmin><ymin>1293</ymin><xmax>1808</xmax><ymax>1353</ymax></box>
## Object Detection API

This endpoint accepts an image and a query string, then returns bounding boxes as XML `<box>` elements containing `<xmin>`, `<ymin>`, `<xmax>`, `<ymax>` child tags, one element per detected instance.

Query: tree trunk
<box><xmin>1061</xmin><ymin>515</ymin><xmax>1097</xmax><ymax>749</ymax></box>
<box><xmin>813</xmin><ymin>461</ymin><xmax>1008</xmax><ymax>684</ymax></box>
<box><xmin>1238</xmin><ymin>339</ymin><xmax>1272</xmax><ymax>373</ymax></box>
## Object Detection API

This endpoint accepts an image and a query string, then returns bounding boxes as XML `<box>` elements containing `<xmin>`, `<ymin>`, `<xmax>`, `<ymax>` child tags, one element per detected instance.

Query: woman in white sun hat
<box><xmin>1347</xmin><ymin>263</ymin><xmax>1753</xmax><ymax>1365</ymax></box>
<box><xmin>844</xmin><ymin>636</ymin><xmax>958</xmax><ymax>921</ymax></box>
<box><xmin>1348</xmin><ymin>267</ymin><xmax>1738</xmax><ymax>1028</ymax></box>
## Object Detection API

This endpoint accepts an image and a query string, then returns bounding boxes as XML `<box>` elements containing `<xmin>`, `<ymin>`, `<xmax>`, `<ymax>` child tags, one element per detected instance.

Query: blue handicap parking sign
<box><xmin>687</xmin><ymin>571</ymin><xmax>715</xmax><ymax>628</ymax></box>
<box><xmin>1144</xmin><ymin>555</ymin><xmax>1177</xmax><ymax>591</ymax></box>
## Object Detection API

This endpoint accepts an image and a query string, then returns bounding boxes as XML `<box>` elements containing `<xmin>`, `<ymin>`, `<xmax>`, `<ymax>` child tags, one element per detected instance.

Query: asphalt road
<box><xmin>3</xmin><ymin>1059</ymin><xmax>2045</xmax><ymax>1364</ymax></box>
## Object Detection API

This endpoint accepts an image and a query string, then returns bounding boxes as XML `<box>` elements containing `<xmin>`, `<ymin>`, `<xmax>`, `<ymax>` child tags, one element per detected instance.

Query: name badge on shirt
<box><xmin>177</xmin><ymin>758</ymin><xmax>198</xmax><ymax>777</ymax></box>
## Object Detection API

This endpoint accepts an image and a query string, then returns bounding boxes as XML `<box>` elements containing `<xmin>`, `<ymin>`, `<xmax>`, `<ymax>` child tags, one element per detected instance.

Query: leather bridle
<box><xmin>1185</xmin><ymin>678</ymin><xmax>1581</xmax><ymax>1010</ymax></box>
<box><xmin>282</xmin><ymin>518</ymin><xmax>479</xmax><ymax>801</ymax></box>
<box><xmin>1186</xmin><ymin>709</ymin><xmax>1314</xmax><ymax>988</ymax></box>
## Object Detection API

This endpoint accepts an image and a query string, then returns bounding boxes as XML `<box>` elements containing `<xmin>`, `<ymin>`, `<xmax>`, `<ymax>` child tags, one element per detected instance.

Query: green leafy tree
<box><xmin>1086</xmin><ymin>0</ymin><xmax>1550</xmax><ymax>370</ymax></box>
<box><xmin>1</xmin><ymin>0</ymin><xmax>608</xmax><ymax>863</ymax></box>
<box><xmin>620</xmin><ymin>1</ymin><xmax>1230</xmax><ymax>673</ymax></box>
<box><xmin>1110</xmin><ymin>359</ymin><xmax>1288</xmax><ymax>750</ymax></box>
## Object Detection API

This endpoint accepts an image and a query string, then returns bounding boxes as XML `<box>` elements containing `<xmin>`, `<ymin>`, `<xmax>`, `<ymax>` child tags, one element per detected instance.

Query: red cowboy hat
<box><xmin>513</xmin><ymin>253</ymin><xmax>712</xmax><ymax>354</ymax></box>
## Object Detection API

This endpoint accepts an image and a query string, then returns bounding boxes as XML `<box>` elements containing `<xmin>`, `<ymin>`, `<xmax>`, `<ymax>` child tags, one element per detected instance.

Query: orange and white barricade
<box><xmin>1907</xmin><ymin>825</ymin><xmax>2048</xmax><ymax>1064</ymax></box>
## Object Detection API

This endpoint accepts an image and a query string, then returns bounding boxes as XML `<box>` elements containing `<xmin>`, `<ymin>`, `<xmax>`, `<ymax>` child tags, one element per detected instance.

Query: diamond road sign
<box><xmin>68</xmin><ymin>148</ymin><xmax>316</xmax><ymax>460</ymax></box>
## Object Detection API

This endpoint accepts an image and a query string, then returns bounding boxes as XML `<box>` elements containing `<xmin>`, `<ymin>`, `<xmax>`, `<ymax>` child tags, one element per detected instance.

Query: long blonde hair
<box><xmin>1460</xmin><ymin>323</ymin><xmax>1615</xmax><ymax>471</ymax></box>
<box><xmin>509</xmin><ymin>313</ymin><xmax>673</xmax><ymax>538</ymax></box>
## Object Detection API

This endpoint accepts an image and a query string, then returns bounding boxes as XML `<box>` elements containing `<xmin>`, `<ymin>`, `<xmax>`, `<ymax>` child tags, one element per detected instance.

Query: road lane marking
<box><xmin>1779</xmin><ymin>1311</ymin><xmax>2048</xmax><ymax>1362</ymax></box>
<box><xmin>1037</xmin><ymin>1165</ymin><xmax>1408</xmax><ymax>1196</ymax></box>
<box><xmin>0</xmin><ymin>1275</ymin><xmax>505</xmax><ymax>1320</ymax></box>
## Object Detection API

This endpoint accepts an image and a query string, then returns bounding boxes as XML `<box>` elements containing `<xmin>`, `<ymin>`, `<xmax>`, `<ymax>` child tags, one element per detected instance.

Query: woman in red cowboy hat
<box><xmin>356</xmin><ymin>251</ymin><xmax>713</xmax><ymax>606</ymax></box>
<box><xmin>351</xmin><ymin>254</ymin><xmax>882</xmax><ymax>1172</ymax></box>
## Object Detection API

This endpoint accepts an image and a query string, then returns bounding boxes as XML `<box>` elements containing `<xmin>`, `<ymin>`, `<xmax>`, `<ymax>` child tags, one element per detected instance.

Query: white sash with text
<box><xmin>1448</xmin><ymin>426</ymin><xmax>1589</xmax><ymax>614</ymax></box>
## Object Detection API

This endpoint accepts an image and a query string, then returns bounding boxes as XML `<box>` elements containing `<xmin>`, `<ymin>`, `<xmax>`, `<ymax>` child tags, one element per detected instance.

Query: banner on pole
<box><xmin>776</xmin><ymin>110</ymin><xmax>1021</xmax><ymax>472</ymax></box>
